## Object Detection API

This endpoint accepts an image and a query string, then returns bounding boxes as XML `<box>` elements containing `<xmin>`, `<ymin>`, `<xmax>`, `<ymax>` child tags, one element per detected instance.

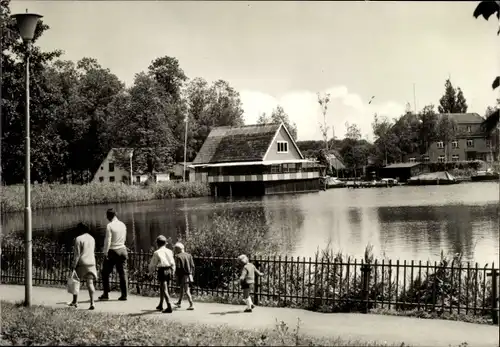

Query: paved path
<box><xmin>1</xmin><ymin>285</ymin><xmax>498</xmax><ymax>347</ymax></box>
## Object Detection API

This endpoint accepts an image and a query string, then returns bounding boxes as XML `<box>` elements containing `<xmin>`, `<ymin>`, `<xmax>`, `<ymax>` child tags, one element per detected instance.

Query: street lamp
<box><xmin>183</xmin><ymin>113</ymin><xmax>188</xmax><ymax>182</ymax></box>
<box><xmin>11</xmin><ymin>10</ymin><xmax>43</xmax><ymax>307</ymax></box>
<box><xmin>129</xmin><ymin>150</ymin><xmax>133</xmax><ymax>185</ymax></box>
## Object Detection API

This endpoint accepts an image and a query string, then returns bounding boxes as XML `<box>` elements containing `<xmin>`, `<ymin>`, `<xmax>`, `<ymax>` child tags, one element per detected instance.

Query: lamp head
<box><xmin>11</xmin><ymin>12</ymin><xmax>43</xmax><ymax>43</ymax></box>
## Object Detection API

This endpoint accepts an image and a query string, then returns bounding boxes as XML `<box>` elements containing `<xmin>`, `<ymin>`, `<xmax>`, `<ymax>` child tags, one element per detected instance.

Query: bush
<box><xmin>0</xmin><ymin>302</ymin><xmax>402</xmax><ymax>346</ymax></box>
<box><xmin>150</xmin><ymin>181</ymin><xmax>210</xmax><ymax>199</ymax></box>
<box><xmin>0</xmin><ymin>181</ymin><xmax>210</xmax><ymax>213</ymax></box>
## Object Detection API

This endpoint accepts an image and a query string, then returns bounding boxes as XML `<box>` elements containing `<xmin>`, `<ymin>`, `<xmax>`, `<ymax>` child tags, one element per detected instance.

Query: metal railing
<box><xmin>1</xmin><ymin>247</ymin><xmax>498</xmax><ymax>323</ymax></box>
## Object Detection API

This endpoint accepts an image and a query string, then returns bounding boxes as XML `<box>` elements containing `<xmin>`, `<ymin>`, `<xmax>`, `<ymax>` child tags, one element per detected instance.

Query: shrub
<box><xmin>150</xmin><ymin>181</ymin><xmax>210</xmax><ymax>199</ymax></box>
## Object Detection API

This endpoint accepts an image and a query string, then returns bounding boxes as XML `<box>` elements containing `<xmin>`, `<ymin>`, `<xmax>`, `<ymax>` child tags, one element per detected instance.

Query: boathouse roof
<box><xmin>193</xmin><ymin>123</ymin><xmax>304</xmax><ymax>165</ymax></box>
<box><xmin>384</xmin><ymin>162</ymin><xmax>422</xmax><ymax>169</ymax></box>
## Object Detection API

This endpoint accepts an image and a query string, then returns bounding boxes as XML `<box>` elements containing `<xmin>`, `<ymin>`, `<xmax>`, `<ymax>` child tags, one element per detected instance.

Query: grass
<box><xmin>0</xmin><ymin>301</ymin><xmax>405</xmax><ymax>346</ymax></box>
<box><xmin>0</xmin><ymin>181</ymin><xmax>210</xmax><ymax>213</ymax></box>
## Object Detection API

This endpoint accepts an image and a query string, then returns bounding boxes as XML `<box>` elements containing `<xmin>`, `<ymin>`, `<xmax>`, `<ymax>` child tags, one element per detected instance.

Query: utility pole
<box><xmin>413</xmin><ymin>83</ymin><xmax>417</xmax><ymax>114</ymax></box>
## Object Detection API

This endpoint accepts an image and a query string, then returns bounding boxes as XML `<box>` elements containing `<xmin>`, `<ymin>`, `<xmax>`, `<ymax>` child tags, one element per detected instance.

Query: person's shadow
<box><xmin>210</xmin><ymin>310</ymin><xmax>244</xmax><ymax>316</ymax></box>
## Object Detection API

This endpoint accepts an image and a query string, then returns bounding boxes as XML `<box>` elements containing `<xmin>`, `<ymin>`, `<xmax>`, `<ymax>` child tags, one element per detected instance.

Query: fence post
<box><xmin>487</xmin><ymin>268</ymin><xmax>499</xmax><ymax>325</ymax></box>
<box><xmin>254</xmin><ymin>273</ymin><xmax>259</xmax><ymax>306</ymax></box>
<box><xmin>361</xmin><ymin>263</ymin><xmax>372</xmax><ymax>314</ymax></box>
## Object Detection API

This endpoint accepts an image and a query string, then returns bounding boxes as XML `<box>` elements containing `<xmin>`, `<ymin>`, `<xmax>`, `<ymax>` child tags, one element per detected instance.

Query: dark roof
<box><xmin>325</xmin><ymin>150</ymin><xmax>346</xmax><ymax>170</ymax></box>
<box><xmin>384</xmin><ymin>162</ymin><xmax>422</xmax><ymax>169</ymax></box>
<box><xmin>192</xmin><ymin>124</ymin><xmax>281</xmax><ymax>164</ymax></box>
<box><xmin>442</xmin><ymin>113</ymin><xmax>484</xmax><ymax>124</ymax></box>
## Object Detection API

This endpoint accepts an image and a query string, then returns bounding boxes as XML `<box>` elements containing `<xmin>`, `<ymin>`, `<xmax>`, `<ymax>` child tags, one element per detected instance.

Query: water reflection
<box><xmin>2</xmin><ymin>182</ymin><xmax>498</xmax><ymax>264</ymax></box>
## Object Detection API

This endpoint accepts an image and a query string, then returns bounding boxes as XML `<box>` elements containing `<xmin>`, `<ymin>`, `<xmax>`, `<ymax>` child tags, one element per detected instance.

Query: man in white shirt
<box><xmin>148</xmin><ymin>235</ymin><xmax>176</xmax><ymax>313</ymax></box>
<box><xmin>99</xmin><ymin>208</ymin><xmax>128</xmax><ymax>301</ymax></box>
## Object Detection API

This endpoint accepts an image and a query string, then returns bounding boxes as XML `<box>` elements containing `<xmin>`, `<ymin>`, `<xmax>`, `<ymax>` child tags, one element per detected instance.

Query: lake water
<box><xmin>2</xmin><ymin>182</ymin><xmax>499</xmax><ymax>265</ymax></box>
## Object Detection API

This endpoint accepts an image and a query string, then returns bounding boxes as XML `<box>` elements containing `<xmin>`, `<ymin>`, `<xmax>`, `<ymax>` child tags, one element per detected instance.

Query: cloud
<box><xmin>239</xmin><ymin>86</ymin><xmax>406</xmax><ymax>141</ymax></box>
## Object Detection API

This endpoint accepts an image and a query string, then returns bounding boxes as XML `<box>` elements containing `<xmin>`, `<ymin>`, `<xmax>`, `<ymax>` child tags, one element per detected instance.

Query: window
<box><xmin>109</xmin><ymin>162</ymin><xmax>115</xmax><ymax>172</ymax></box>
<box><xmin>136</xmin><ymin>176</ymin><xmax>141</xmax><ymax>183</ymax></box>
<box><xmin>436</xmin><ymin>141</ymin><xmax>444</xmax><ymax>149</ymax></box>
<box><xmin>438</xmin><ymin>156</ymin><xmax>446</xmax><ymax>163</ymax></box>
<box><xmin>408</xmin><ymin>157</ymin><xmax>416</xmax><ymax>163</ymax></box>
<box><xmin>277</xmin><ymin>141</ymin><xmax>288</xmax><ymax>153</ymax></box>
<box><xmin>467</xmin><ymin>126</ymin><xmax>472</xmax><ymax>133</ymax></box>
<box><xmin>109</xmin><ymin>176</ymin><xmax>115</xmax><ymax>182</ymax></box>
<box><xmin>451</xmin><ymin>155</ymin><xmax>459</xmax><ymax>162</ymax></box>
<box><xmin>270</xmin><ymin>165</ymin><xmax>280</xmax><ymax>174</ymax></box>
<box><xmin>282</xmin><ymin>163</ymin><xmax>297</xmax><ymax>173</ymax></box>
<box><xmin>100</xmin><ymin>166</ymin><xmax>104</xmax><ymax>170</ymax></box>
<box><xmin>422</xmin><ymin>156</ymin><xmax>430</xmax><ymax>162</ymax></box>
<box><xmin>467</xmin><ymin>139</ymin><xmax>474</xmax><ymax>148</ymax></box>
<box><xmin>486</xmin><ymin>139</ymin><xmax>491</xmax><ymax>148</ymax></box>
<box><xmin>99</xmin><ymin>177</ymin><xmax>104</xmax><ymax>182</ymax></box>
<box><xmin>452</xmin><ymin>141</ymin><xmax>458</xmax><ymax>149</ymax></box>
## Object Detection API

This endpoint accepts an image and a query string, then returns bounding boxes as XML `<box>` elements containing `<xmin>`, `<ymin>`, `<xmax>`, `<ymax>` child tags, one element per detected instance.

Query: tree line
<box><xmin>1</xmin><ymin>1</ymin><xmax>248</xmax><ymax>185</ymax></box>
<box><xmin>299</xmin><ymin>78</ymin><xmax>498</xmax><ymax>174</ymax></box>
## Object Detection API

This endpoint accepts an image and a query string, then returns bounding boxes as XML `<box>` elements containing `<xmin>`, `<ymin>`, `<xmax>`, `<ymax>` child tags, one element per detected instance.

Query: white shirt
<box><xmin>103</xmin><ymin>217</ymin><xmax>127</xmax><ymax>254</ymax></box>
<box><xmin>148</xmin><ymin>246</ymin><xmax>175</xmax><ymax>273</ymax></box>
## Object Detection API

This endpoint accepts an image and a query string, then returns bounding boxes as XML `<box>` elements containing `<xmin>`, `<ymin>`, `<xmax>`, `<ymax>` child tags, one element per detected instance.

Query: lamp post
<box><xmin>183</xmin><ymin>113</ymin><xmax>188</xmax><ymax>182</ymax></box>
<box><xmin>11</xmin><ymin>10</ymin><xmax>43</xmax><ymax>308</ymax></box>
<box><xmin>129</xmin><ymin>150</ymin><xmax>133</xmax><ymax>185</ymax></box>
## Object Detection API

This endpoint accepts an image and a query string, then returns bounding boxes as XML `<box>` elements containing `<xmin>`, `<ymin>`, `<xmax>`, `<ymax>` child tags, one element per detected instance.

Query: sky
<box><xmin>9</xmin><ymin>1</ymin><xmax>500</xmax><ymax>141</ymax></box>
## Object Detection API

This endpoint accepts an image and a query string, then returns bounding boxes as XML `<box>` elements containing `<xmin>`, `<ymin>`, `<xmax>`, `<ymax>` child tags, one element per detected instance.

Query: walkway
<box><xmin>1</xmin><ymin>285</ymin><xmax>498</xmax><ymax>347</ymax></box>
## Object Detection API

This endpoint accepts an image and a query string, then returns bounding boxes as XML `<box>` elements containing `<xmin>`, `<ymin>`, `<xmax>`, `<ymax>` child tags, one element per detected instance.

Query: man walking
<box><xmin>99</xmin><ymin>208</ymin><xmax>128</xmax><ymax>301</ymax></box>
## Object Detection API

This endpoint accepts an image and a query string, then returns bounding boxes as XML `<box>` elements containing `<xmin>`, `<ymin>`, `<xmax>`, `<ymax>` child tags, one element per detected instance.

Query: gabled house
<box><xmin>404</xmin><ymin>113</ymin><xmax>500</xmax><ymax>163</ymax></box>
<box><xmin>92</xmin><ymin>148</ymin><xmax>171</xmax><ymax>184</ymax></box>
<box><xmin>190</xmin><ymin>122</ymin><xmax>322</xmax><ymax>196</ymax></box>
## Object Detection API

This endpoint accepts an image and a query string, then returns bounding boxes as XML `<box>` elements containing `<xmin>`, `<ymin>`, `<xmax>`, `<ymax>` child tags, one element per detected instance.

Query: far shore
<box><xmin>0</xmin><ymin>181</ymin><xmax>210</xmax><ymax>214</ymax></box>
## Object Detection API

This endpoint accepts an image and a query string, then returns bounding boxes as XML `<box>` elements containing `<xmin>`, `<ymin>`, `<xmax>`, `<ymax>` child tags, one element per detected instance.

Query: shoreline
<box><xmin>0</xmin><ymin>181</ymin><xmax>211</xmax><ymax>214</ymax></box>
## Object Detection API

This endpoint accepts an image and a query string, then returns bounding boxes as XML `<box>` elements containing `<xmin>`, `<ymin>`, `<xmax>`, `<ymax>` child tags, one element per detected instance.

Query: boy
<box><xmin>174</xmin><ymin>242</ymin><xmax>195</xmax><ymax>310</ymax></box>
<box><xmin>238</xmin><ymin>254</ymin><xmax>264</xmax><ymax>313</ymax></box>
<box><xmin>148</xmin><ymin>235</ymin><xmax>175</xmax><ymax>313</ymax></box>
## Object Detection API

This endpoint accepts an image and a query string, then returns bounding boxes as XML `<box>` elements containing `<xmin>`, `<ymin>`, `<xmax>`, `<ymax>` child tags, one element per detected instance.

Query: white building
<box><xmin>92</xmin><ymin>148</ymin><xmax>171</xmax><ymax>184</ymax></box>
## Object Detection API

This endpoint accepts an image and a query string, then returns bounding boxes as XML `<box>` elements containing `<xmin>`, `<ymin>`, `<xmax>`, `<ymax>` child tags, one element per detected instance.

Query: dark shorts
<box><xmin>177</xmin><ymin>274</ymin><xmax>193</xmax><ymax>286</ymax></box>
<box><xmin>157</xmin><ymin>267</ymin><xmax>172</xmax><ymax>283</ymax></box>
<box><xmin>240</xmin><ymin>281</ymin><xmax>254</xmax><ymax>290</ymax></box>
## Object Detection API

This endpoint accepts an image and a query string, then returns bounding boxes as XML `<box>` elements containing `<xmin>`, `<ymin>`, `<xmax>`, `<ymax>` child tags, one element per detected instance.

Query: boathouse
<box><xmin>190</xmin><ymin>123</ymin><xmax>322</xmax><ymax>197</ymax></box>
<box><xmin>380</xmin><ymin>162</ymin><xmax>428</xmax><ymax>183</ymax></box>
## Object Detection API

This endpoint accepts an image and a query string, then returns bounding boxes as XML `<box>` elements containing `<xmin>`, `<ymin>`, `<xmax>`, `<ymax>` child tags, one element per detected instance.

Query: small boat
<box><xmin>407</xmin><ymin>171</ymin><xmax>459</xmax><ymax>186</ymax></box>
<box><xmin>471</xmin><ymin>170</ymin><xmax>499</xmax><ymax>182</ymax></box>
<box><xmin>323</xmin><ymin>176</ymin><xmax>347</xmax><ymax>189</ymax></box>
<box><xmin>346</xmin><ymin>178</ymin><xmax>398</xmax><ymax>189</ymax></box>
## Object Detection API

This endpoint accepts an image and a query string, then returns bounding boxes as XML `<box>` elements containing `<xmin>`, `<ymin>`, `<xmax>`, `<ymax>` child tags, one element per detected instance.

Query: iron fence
<box><xmin>1</xmin><ymin>246</ymin><xmax>498</xmax><ymax>323</ymax></box>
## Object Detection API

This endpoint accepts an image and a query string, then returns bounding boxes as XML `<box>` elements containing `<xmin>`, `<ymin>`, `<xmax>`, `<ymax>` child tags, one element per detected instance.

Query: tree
<box><xmin>438</xmin><ymin>79</ymin><xmax>468</xmax><ymax>114</ymax></box>
<box><xmin>111</xmin><ymin>72</ymin><xmax>177</xmax><ymax>175</ymax></box>
<box><xmin>437</xmin><ymin>114</ymin><xmax>458</xmax><ymax>163</ymax></box>
<box><xmin>473</xmin><ymin>1</ymin><xmax>500</xmax><ymax>133</ymax></box>
<box><xmin>390</xmin><ymin>112</ymin><xmax>421</xmax><ymax>162</ymax></box>
<box><xmin>317</xmin><ymin>93</ymin><xmax>331</xmax><ymax>151</ymax></box>
<box><xmin>256</xmin><ymin>112</ymin><xmax>270</xmax><ymax>124</ymax></box>
<box><xmin>181</xmin><ymin>78</ymin><xmax>245</xmax><ymax>163</ymax></box>
<box><xmin>345</xmin><ymin>122</ymin><xmax>362</xmax><ymax>141</ymax></box>
<box><xmin>418</xmin><ymin>105</ymin><xmax>440</xmax><ymax>155</ymax></box>
<box><xmin>257</xmin><ymin>105</ymin><xmax>298</xmax><ymax>140</ymax></box>
<box><xmin>1</xmin><ymin>0</ymin><xmax>65</xmax><ymax>184</ymax></box>
<box><xmin>372</xmin><ymin>114</ymin><xmax>399</xmax><ymax>165</ymax></box>
<box><xmin>340</xmin><ymin>122</ymin><xmax>372</xmax><ymax>177</ymax></box>
<box><xmin>148</xmin><ymin>56</ymin><xmax>187</xmax><ymax>102</ymax></box>
<box><xmin>271</xmin><ymin>105</ymin><xmax>297</xmax><ymax>140</ymax></box>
